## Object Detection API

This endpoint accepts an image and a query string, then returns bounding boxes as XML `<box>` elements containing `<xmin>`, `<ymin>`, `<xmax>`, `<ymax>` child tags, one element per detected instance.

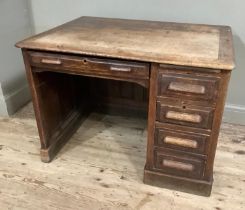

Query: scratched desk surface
<box><xmin>16</xmin><ymin>16</ymin><xmax>235</xmax><ymax>70</ymax></box>
<box><xmin>0</xmin><ymin>103</ymin><xmax>244</xmax><ymax>210</ymax></box>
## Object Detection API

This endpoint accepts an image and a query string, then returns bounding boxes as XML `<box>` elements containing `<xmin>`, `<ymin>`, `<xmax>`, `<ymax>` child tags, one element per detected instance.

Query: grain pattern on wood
<box><xmin>1</xmin><ymin>104</ymin><xmax>245</xmax><ymax>209</ymax></box>
<box><xmin>16</xmin><ymin>16</ymin><xmax>235</xmax><ymax>70</ymax></box>
<box><xmin>204</xmin><ymin>71</ymin><xmax>232</xmax><ymax>180</ymax></box>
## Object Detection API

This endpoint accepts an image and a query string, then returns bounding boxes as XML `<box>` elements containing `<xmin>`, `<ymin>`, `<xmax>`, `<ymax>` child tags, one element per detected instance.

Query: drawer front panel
<box><xmin>156</xmin><ymin>102</ymin><xmax>214</xmax><ymax>129</ymax></box>
<box><xmin>158</xmin><ymin>72</ymin><xmax>220</xmax><ymax>102</ymax></box>
<box><xmin>155</xmin><ymin>127</ymin><xmax>209</xmax><ymax>155</ymax></box>
<box><xmin>29</xmin><ymin>51</ymin><xmax>150</xmax><ymax>79</ymax></box>
<box><xmin>154</xmin><ymin>149</ymin><xmax>205</xmax><ymax>179</ymax></box>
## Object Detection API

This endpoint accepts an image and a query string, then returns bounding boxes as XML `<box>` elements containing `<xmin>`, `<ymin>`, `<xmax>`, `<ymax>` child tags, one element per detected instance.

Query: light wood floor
<box><xmin>0</xmin><ymin>103</ymin><xmax>245</xmax><ymax>210</ymax></box>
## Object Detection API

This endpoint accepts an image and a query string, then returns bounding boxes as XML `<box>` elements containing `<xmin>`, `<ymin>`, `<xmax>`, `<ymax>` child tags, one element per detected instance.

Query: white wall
<box><xmin>0</xmin><ymin>0</ymin><xmax>33</xmax><ymax>116</ymax></box>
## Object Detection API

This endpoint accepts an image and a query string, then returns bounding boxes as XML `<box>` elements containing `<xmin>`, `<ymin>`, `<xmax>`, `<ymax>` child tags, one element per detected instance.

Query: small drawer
<box><xmin>155</xmin><ymin>127</ymin><xmax>209</xmax><ymax>155</ymax></box>
<box><xmin>158</xmin><ymin>72</ymin><xmax>220</xmax><ymax>103</ymax></box>
<box><xmin>156</xmin><ymin>102</ymin><xmax>214</xmax><ymax>129</ymax></box>
<box><xmin>28</xmin><ymin>51</ymin><xmax>150</xmax><ymax>80</ymax></box>
<box><xmin>154</xmin><ymin>149</ymin><xmax>205</xmax><ymax>179</ymax></box>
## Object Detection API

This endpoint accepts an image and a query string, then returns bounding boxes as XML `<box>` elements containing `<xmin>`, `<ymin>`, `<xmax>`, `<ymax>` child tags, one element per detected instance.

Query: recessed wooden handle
<box><xmin>110</xmin><ymin>66</ymin><xmax>131</xmax><ymax>72</ymax></box>
<box><xmin>166</xmin><ymin>111</ymin><xmax>202</xmax><ymax>123</ymax></box>
<box><xmin>41</xmin><ymin>58</ymin><xmax>62</xmax><ymax>65</ymax></box>
<box><xmin>164</xmin><ymin>136</ymin><xmax>198</xmax><ymax>148</ymax></box>
<box><xmin>168</xmin><ymin>82</ymin><xmax>205</xmax><ymax>94</ymax></box>
<box><xmin>163</xmin><ymin>159</ymin><xmax>194</xmax><ymax>171</ymax></box>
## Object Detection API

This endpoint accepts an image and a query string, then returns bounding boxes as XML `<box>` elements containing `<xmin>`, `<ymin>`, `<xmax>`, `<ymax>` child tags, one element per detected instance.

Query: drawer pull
<box><xmin>110</xmin><ymin>66</ymin><xmax>132</xmax><ymax>72</ymax></box>
<box><xmin>41</xmin><ymin>58</ymin><xmax>62</xmax><ymax>65</ymax></box>
<box><xmin>166</xmin><ymin>111</ymin><xmax>202</xmax><ymax>123</ymax></box>
<box><xmin>163</xmin><ymin>159</ymin><xmax>194</xmax><ymax>171</ymax></box>
<box><xmin>168</xmin><ymin>82</ymin><xmax>205</xmax><ymax>94</ymax></box>
<box><xmin>164</xmin><ymin>136</ymin><xmax>198</xmax><ymax>148</ymax></box>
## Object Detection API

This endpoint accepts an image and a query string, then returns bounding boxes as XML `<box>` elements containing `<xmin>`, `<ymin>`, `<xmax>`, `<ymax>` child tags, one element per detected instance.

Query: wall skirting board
<box><xmin>0</xmin><ymin>86</ymin><xmax>8</xmax><ymax>116</ymax></box>
<box><xmin>0</xmin><ymin>82</ymin><xmax>31</xmax><ymax>117</ymax></box>
<box><xmin>223</xmin><ymin>103</ymin><xmax>245</xmax><ymax>125</ymax></box>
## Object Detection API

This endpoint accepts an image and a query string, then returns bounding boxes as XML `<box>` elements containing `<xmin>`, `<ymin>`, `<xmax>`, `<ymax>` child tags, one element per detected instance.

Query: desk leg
<box><xmin>145</xmin><ymin>63</ymin><xmax>158</xmax><ymax>169</ymax></box>
<box><xmin>22</xmin><ymin>50</ymin><xmax>90</xmax><ymax>162</ymax></box>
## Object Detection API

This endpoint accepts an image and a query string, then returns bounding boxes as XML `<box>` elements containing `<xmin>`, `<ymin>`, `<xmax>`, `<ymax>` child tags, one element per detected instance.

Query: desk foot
<box><xmin>143</xmin><ymin>167</ymin><xmax>213</xmax><ymax>196</ymax></box>
<box><xmin>40</xmin><ymin>110</ymin><xmax>86</xmax><ymax>163</ymax></box>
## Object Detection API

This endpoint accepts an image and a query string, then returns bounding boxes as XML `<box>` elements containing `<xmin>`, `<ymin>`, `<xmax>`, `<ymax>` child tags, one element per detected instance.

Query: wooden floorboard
<box><xmin>0</xmin><ymin>103</ymin><xmax>245</xmax><ymax>210</ymax></box>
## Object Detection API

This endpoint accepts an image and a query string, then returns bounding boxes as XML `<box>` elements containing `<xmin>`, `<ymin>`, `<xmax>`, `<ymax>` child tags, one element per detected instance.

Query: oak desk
<box><xmin>16</xmin><ymin>16</ymin><xmax>235</xmax><ymax>196</ymax></box>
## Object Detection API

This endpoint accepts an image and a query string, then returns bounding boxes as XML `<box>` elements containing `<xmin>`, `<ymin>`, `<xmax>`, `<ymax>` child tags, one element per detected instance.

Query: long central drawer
<box><xmin>28</xmin><ymin>51</ymin><xmax>150</xmax><ymax>80</ymax></box>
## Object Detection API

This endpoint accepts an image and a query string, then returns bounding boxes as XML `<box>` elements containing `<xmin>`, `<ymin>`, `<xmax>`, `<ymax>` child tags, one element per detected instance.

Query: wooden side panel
<box><xmin>203</xmin><ymin>70</ymin><xmax>231</xmax><ymax>180</ymax></box>
<box><xmin>90</xmin><ymin>78</ymin><xmax>149</xmax><ymax>117</ymax></box>
<box><xmin>145</xmin><ymin>63</ymin><xmax>158</xmax><ymax>169</ymax></box>
<box><xmin>22</xmin><ymin>49</ymin><xmax>92</xmax><ymax>162</ymax></box>
<box><xmin>31</xmin><ymin>71</ymin><xmax>74</xmax><ymax>144</ymax></box>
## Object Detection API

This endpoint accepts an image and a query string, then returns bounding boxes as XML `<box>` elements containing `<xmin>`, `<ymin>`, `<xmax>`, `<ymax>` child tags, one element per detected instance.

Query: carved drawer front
<box><xmin>154</xmin><ymin>149</ymin><xmax>205</xmax><ymax>179</ymax></box>
<box><xmin>158</xmin><ymin>72</ymin><xmax>220</xmax><ymax>102</ymax></box>
<box><xmin>28</xmin><ymin>51</ymin><xmax>150</xmax><ymax>80</ymax></box>
<box><xmin>156</xmin><ymin>102</ymin><xmax>214</xmax><ymax>129</ymax></box>
<box><xmin>155</xmin><ymin>127</ymin><xmax>209</xmax><ymax>155</ymax></box>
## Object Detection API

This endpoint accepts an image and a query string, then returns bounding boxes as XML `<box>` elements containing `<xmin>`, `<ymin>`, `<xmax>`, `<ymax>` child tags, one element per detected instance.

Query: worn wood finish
<box><xmin>145</xmin><ymin>63</ymin><xmax>158</xmax><ymax>169</ymax></box>
<box><xmin>16</xmin><ymin>16</ymin><xmax>235</xmax><ymax>70</ymax></box>
<box><xmin>1</xmin><ymin>105</ymin><xmax>245</xmax><ymax>209</ymax></box>
<box><xmin>154</xmin><ymin>148</ymin><xmax>205</xmax><ymax>179</ymax></box>
<box><xmin>144</xmin><ymin>64</ymin><xmax>232</xmax><ymax>196</ymax></box>
<box><xmin>16</xmin><ymin>16</ymin><xmax>235</xmax><ymax>196</ymax></box>
<box><xmin>204</xmin><ymin>71</ymin><xmax>232</xmax><ymax>180</ymax></box>
<box><xmin>28</xmin><ymin>51</ymin><xmax>150</xmax><ymax>88</ymax></box>
<box><xmin>158</xmin><ymin>70</ymin><xmax>220</xmax><ymax>103</ymax></box>
<box><xmin>22</xmin><ymin>49</ymin><xmax>92</xmax><ymax>162</ymax></box>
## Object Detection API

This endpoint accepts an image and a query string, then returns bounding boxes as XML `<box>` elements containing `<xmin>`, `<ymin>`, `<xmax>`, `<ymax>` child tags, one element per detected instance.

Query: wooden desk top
<box><xmin>16</xmin><ymin>16</ymin><xmax>235</xmax><ymax>70</ymax></box>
